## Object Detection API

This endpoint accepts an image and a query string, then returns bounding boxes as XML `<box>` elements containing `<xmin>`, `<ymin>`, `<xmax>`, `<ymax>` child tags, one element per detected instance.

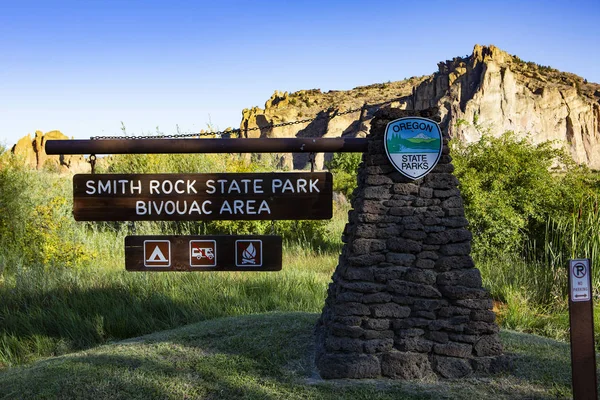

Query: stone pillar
<box><xmin>315</xmin><ymin>108</ymin><xmax>503</xmax><ymax>379</ymax></box>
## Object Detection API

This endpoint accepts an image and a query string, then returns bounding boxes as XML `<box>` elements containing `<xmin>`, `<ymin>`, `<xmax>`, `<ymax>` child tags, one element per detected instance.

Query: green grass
<box><xmin>0</xmin><ymin>250</ymin><xmax>337</xmax><ymax>368</ymax></box>
<box><xmin>0</xmin><ymin>312</ymin><xmax>586</xmax><ymax>399</ymax></box>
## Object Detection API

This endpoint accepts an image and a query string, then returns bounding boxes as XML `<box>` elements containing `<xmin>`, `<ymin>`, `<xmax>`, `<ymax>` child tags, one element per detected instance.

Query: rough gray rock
<box><xmin>433</xmin><ymin>356</ymin><xmax>473</xmax><ymax>378</ymax></box>
<box><xmin>241</xmin><ymin>45</ymin><xmax>600</xmax><ymax>172</ymax></box>
<box><xmin>381</xmin><ymin>352</ymin><xmax>433</xmax><ymax>379</ymax></box>
<box><xmin>316</xmin><ymin>354</ymin><xmax>381</xmax><ymax>379</ymax></box>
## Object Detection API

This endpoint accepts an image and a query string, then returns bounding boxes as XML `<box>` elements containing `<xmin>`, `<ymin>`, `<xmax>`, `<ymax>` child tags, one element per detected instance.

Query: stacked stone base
<box><xmin>315</xmin><ymin>108</ymin><xmax>504</xmax><ymax>379</ymax></box>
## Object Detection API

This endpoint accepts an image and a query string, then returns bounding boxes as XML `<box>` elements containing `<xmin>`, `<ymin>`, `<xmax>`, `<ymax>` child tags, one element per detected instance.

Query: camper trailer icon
<box><xmin>189</xmin><ymin>240</ymin><xmax>217</xmax><ymax>267</ymax></box>
<box><xmin>192</xmin><ymin>247</ymin><xmax>214</xmax><ymax>260</ymax></box>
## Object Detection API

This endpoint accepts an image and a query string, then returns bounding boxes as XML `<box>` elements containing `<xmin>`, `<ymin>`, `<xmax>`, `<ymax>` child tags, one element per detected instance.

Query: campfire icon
<box><xmin>235</xmin><ymin>240</ymin><xmax>262</xmax><ymax>267</ymax></box>
<box><xmin>242</xmin><ymin>242</ymin><xmax>257</xmax><ymax>264</ymax></box>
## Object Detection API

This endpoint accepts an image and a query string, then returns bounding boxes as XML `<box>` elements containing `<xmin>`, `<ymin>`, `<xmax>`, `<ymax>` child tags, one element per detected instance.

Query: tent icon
<box><xmin>144</xmin><ymin>240</ymin><xmax>171</xmax><ymax>267</ymax></box>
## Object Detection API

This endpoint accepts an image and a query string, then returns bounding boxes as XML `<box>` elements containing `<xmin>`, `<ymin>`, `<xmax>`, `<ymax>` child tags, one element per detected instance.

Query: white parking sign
<box><xmin>570</xmin><ymin>259</ymin><xmax>591</xmax><ymax>302</ymax></box>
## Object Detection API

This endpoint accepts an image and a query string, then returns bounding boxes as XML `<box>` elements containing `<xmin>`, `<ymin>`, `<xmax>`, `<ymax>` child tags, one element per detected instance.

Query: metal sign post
<box><xmin>568</xmin><ymin>259</ymin><xmax>598</xmax><ymax>400</ymax></box>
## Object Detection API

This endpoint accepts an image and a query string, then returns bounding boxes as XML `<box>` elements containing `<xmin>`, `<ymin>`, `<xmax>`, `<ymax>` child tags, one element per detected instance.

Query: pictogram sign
<box><xmin>126</xmin><ymin>235</ymin><xmax>280</xmax><ymax>271</ymax></box>
<box><xmin>567</xmin><ymin>258</ymin><xmax>597</xmax><ymax>399</ymax></box>
<box><xmin>189</xmin><ymin>240</ymin><xmax>217</xmax><ymax>267</ymax></box>
<box><xmin>144</xmin><ymin>240</ymin><xmax>171</xmax><ymax>267</ymax></box>
<box><xmin>235</xmin><ymin>240</ymin><xmax>262</xmax><ymax>267</ymax></box>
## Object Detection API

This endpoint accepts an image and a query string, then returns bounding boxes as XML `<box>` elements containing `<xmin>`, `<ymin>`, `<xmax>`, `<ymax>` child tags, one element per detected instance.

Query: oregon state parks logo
<box><xmin>384</xmin><ymin>117</ymin><xmax>443</xmax><ymax>180</ymax></box>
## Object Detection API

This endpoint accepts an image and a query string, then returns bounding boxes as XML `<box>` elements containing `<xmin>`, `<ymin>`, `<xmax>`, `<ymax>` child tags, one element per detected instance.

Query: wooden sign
<box><xmin>73</xmin><ymin>172</ymin><xmax>332</xmax><ymax>221</ymax></box>
<box><xmin>568</xmin><ymin>259</ymin><xmax>598</xmax><ymax>400</ymax></box>
<box><xmin>125</xmin><ymin>235</ymin><xmax>282</xmax><ymax>271</ymax></box>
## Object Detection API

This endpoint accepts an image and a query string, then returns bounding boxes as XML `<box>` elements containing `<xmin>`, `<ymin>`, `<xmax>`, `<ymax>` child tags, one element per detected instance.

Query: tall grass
<box><xmin>0</xmin><ymin>247</ymin><xmax>339</xmax><ymax>367</ymax></box>
<box><xmin>476</xmin><ymin>195</ymin><xmax>600</xmax><ymax>343</ymax></box>
<box><xmin>487</xmin><ymin>195</ymin><xmax>600</xmax><ymax>306</ymax></box>
<box><xmin>542</xmin><ymin>195</ymin><xmax>600</xmax><ymax>288</ymax></box>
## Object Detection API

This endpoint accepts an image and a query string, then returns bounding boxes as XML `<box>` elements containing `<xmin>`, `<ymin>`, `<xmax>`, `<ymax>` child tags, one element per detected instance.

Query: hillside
<box><xmin>0</xmin><ymin>312</ymin><xmax>579</xmax><ymax>399</ymax></box>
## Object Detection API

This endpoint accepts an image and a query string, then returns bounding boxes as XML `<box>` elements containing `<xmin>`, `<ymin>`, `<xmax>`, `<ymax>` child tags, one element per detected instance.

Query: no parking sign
<box><xmin>570</xmin><ymin>259</ymin><xmax>591</xmax><ymax>302</ymax></box>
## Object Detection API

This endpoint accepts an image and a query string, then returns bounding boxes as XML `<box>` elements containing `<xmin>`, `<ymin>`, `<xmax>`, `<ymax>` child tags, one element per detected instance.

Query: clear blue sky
<box><xmin>1</xmin><ymin>0</ymin><xmax>599</xmax><ymax>146</ymax></box>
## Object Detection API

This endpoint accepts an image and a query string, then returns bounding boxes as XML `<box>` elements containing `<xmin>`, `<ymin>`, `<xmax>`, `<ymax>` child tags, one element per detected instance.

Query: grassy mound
<box><xmin>0</xmin><ymin>312</ymin><xmax>581</xmax><ymax>399</ymax></box>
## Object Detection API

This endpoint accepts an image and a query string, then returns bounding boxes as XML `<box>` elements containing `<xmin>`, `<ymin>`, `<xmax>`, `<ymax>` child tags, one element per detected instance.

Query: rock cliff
<box><xmin>10</xmin><ymin>130</ymin><xmax>90</xmax><ymax>173</ymax></box>
<box><xmin>241</xmin><ymin>45</ymin><xmax>600</xmax><ymax>170</ymax></box>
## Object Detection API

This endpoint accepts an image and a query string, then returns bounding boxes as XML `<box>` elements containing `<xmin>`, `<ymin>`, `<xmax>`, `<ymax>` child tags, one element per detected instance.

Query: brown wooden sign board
<box><xmin>73</xmin><ymin>172</ymin><xmax>332</xmax><ymax>221</ymax></box>
<box><xmin>125</xmin><ymin>235</ymin><xmax>282</xmax><ymax>271</ymax></box>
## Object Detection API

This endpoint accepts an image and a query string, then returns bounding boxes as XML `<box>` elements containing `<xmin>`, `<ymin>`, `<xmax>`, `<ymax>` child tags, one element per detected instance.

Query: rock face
<box><xmin>414</xmin><ymin>45</ymin><xmax>600</xmax><ymax>168</ymax></box>
<box><xmin>240</xmin><ymin>84</ymin><xmax>423</xmax><ymax>170</ymax></box>
<box><xmin>10</xmin><ymin>130</ymin><xmax>90</xmax><ymax>173</ymax></box>
<box><xmin>241</xmin><ymin>45</ymin><xmax>600</xmax><ymax>170</ymax></box>
<box><xmin>314</xmin><ymin>108</ymin><xmax>504</xmax><ymax>379</ymax></box>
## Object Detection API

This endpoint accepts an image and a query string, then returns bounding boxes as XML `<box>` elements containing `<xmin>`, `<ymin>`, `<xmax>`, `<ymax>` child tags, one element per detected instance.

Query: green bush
<box><xmin>0</xmin><ymin>151</ymin><xmax>32</xmax><ymax>255</ymax></box>
<box><xmin>104</xmin><ymin>153</ymin><xmax>228</xmax><ymax>174</ymax></box>
<box><xmin>325</xmin><ymin>152</ymin><xmax>362</xmax><ymax>200</ymax></box>
<box><xmin>0</xmin><ymin>152</ymin><xmax>94</xmax><ymax>272</ymax></box>
<box><xmin>451</xmin><ymin>131</ymin><xmax>590</xmax><ymax>255</ymax></box>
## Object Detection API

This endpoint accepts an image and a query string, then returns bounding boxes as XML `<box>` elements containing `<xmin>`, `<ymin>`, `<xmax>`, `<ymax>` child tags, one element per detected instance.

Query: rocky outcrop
<box><xmin>10</xmin><ymin>130</ymin><xmax>90</xmax><ymax>173</ymax></box>
<box><xmin>240</xmin><ymin>45</ymin><xmax>600</xmax><ymax>170</ymax></box>
<box><xmin>240</xmin><ymin>83</ymin><xmax>424</xmax><ymax>170</ymax></box>
<box><xmin>413</xmin><ymin>45</ymin><xmax>600</xmax><ymax>168</ymax></box>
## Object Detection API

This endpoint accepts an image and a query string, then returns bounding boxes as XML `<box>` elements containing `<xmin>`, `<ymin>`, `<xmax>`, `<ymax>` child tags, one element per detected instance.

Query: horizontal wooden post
<box><xmin>45</xmin><ymin>138</ymin><xmax>369</xmax><ymax>155</ymax></box>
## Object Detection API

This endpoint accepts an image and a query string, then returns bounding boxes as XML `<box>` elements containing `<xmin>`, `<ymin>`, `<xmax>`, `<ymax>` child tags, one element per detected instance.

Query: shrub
<box><xmin>325</xmin><ymin>152</ymin><xmax>362</xmax><ymax>200</ymax></box>
<box><xmin>0</xmin><ymin>152</ymin><xmax>94</xmax><ymax>272</ymax></box>
<box><xmin>0</xmin><ymin>151</ymin><xmax>32</xmax><ymax>252</ymax></box>
<box><xmin>451</xmin><ymin>131</ymin><xmax>590</xmax><ymax>256</ymax></box>
<box><xmin>104</xmin><ymin>153</ymin><xmax>228</xmax><ymax>174</ymax></box>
